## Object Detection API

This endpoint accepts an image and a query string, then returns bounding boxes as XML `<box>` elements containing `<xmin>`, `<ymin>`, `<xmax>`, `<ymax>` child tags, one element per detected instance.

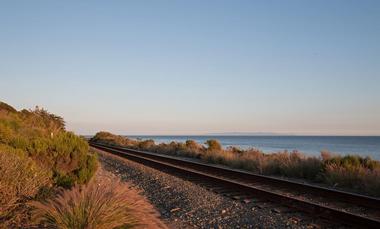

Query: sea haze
<box><xmin>126</xmin><ymin>135</ymin><xmax>380</xmax><ymax>160</ymax></box>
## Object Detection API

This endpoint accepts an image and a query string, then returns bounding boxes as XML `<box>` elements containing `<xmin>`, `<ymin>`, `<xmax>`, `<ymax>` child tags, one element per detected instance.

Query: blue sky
<box><xmin>1</xmin><ymin>1</ymin><xmax>379</xmax><ymax>135</ymax></box>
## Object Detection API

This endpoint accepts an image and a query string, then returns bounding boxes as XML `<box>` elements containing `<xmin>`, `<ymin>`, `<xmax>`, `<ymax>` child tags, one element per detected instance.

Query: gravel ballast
<box><xmin>95</xmin><ymin>148</ymin><xmax>336</xmax><ymax>228</ymax></box>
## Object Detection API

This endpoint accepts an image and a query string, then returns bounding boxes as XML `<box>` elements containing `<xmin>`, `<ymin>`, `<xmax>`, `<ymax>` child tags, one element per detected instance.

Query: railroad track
<box><xmin>90</xmin><ymin>142</ymin><xmax>380</xmax><ymax>228</ymax></box>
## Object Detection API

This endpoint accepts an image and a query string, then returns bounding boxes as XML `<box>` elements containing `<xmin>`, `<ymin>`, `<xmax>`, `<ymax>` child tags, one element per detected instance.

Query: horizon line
<box><xmin>79</xmin><ymin>132</ymin><xmax>380</xmax><ymax>137</ymax></box>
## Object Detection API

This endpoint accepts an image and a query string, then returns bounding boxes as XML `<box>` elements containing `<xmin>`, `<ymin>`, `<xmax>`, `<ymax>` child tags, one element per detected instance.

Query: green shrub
<box><xmin>76</xmin><ymin>153</ymin><xmax>98</xmax><ymax>184</ymax></box>
<box><xmin>0</xmin><ymin>101</ymin><xmax>98</xmax><ymax>188</ymax></box>
<box><xmin>49</xmin><ymin>132</ymin><xmax>98</xmax><ymax>187</ymax></box>
<box><xmin>54</xmin><ymin>174</ymin><xmax>76</xmax><ymax>189</ymax></box>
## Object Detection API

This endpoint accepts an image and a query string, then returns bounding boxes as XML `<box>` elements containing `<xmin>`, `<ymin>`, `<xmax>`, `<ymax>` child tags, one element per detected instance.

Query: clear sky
<box><xmin>1</xmin><ymin>1</ymin><xmax>379</xmax><ymax>135</ymax></box>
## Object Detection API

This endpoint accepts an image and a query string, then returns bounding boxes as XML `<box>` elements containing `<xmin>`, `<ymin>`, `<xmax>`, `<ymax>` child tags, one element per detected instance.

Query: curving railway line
<box><xmin>90</xmin><ymin>142</ymin><xmax>380</xmax><ymax>228</ymax></box>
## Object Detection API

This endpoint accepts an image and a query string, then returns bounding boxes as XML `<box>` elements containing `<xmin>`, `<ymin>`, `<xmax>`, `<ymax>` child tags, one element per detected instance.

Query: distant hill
<box><xmin>206</xmin><ymin>132</ymin><xmax>290</xmax><ymax>136</ymax></box>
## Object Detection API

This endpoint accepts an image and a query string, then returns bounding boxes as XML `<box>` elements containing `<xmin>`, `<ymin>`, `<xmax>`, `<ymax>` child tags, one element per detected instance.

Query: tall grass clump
<box><xmin>91</xmin><ymin>132</ymin><xmax>380</xmax><ymax>197</ymax></box>
<box><xmin>32</xmin><ymin>174</ymin><xmax>137</xmax><ymax>229</ymax></box>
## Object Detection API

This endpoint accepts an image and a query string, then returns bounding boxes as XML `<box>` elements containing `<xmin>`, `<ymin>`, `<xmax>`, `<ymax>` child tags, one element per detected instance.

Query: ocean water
<box><xmin>126</xmin><ymin>135</ymin><xmax>380</xmax><ymax>160</ymax></box>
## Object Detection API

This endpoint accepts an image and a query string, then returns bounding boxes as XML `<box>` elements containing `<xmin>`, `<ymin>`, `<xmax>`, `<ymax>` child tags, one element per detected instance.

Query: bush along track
<box><xmin>91</xmin><ymin>131</ymin><xmax>380</xmax><ymax>197</ymax></box>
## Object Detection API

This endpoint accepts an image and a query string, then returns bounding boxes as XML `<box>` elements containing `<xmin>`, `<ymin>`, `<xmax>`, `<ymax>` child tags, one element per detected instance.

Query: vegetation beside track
<box><xmin>91</xmin><ymin>131</ymin><xmax>380</xmax><ymax>197</ymax></box>
<box><xmin>0</xmin><ymin>102</ymin><xmax>148</xmax><ymax>228</ymax></box>
<box><xmin>0</xmin><ymin>101</ymin><xmax>99</xmax><ymax>226</ymax></box>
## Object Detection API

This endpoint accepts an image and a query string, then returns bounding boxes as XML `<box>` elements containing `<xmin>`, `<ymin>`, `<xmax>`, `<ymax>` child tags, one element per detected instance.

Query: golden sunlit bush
<box><xmin>184</xmin><ymin>140</ymin><xmax>204</xmax><ymax>156</ymax></box>
<box><xmin>91</xmin><ymin>132</ymin><xmax>380</xmax><ymax>196</ymax></box>
<box><xmin>138</xmin><ymin>139</ymin><xmax>156</xmax><ymax>151</ymax></box>
<box><xmin>0</xmin><ymin>145</ymin><xmax>50</xmax><ymax>219</ymax></box>
<box><xmin>205</xmin><ymin>139</ymin><xmax>222</xmax><ymax>152</ymax></box>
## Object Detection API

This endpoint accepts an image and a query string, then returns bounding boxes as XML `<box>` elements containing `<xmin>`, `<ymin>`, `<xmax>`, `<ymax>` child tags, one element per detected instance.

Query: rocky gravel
<box><xmin>95</xmin><ymin>148</ymin><xmax>341</xmax><ymax>229</ymax></box>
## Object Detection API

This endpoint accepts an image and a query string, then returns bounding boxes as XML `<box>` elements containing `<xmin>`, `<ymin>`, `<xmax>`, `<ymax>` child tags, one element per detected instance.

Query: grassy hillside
<box><xmin>0</xmin><ymin>101</ymin><xmax>98</xmax><ymax>226</ymax></box>
<box><xmin>91</xmin><ymin>131</ymin><xmax>380</xmax><ymax>197</ymax></box>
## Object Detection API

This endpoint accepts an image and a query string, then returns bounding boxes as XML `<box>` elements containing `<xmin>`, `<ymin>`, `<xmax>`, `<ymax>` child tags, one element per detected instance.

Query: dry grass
<box><xmin>322</xmin><ymin>154</ymin><xmax>380</xmax><ymax>196</ymax></box>
<box><xmin>31</xmin><ymin>168</ymin><xmax>167</xmax><ymax>229</ymax></box>
<box><xmin>0</xmin><ymin>145</ymin><xmax>49</xmax><ymax>216</ymax></box>
<box><xmin>31</xmin><ymin>177</ymin><xmax>135</xmax><ymax>228</ymax></box>
<box><xmin>0</xmin><ymin>145</ymin><xmax>50</xmax><ymax>220</ymax></box>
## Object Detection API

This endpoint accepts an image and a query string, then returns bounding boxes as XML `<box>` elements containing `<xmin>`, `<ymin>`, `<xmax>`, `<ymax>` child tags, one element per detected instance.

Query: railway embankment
<box><xmin>96</xmin><ymin>147</ymin><xmax>327</xmax><ymax>228</ymax></box>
